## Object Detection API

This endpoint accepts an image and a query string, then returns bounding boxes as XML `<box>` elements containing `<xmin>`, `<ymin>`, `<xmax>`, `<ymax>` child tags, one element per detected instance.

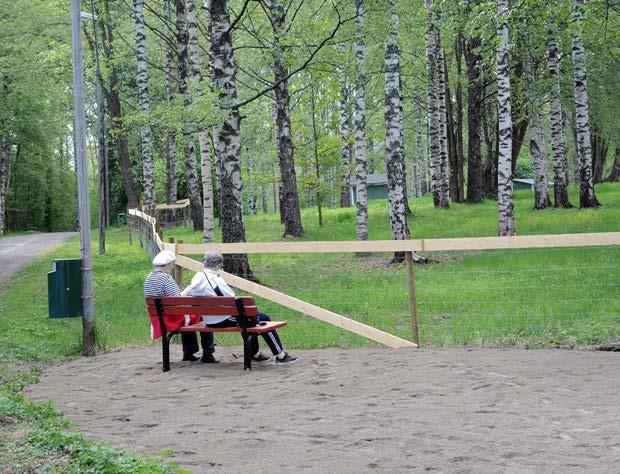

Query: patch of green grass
<box><xmin>0</xmin><ymin>239</ymin><xmax>184</xmax><ymax>472</ymax></box>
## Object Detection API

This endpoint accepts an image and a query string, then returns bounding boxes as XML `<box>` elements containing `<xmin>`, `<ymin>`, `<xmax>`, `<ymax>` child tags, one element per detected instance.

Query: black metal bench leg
<box><xmin>242</xmin><ymin>333</ymin><xmax>252</xmax><ymax>371</ymax></box>
<box><xmin>162</xmin><ymin>333</ymin><xmax>172</xmax><ymax>372</ymax></box>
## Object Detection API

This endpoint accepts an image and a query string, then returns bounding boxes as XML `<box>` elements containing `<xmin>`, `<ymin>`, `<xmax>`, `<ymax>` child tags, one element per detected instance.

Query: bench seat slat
<box><xmin>179</xmin><ymin>321</ymin><xmax>287</xmax><ymax>333</ymax></box>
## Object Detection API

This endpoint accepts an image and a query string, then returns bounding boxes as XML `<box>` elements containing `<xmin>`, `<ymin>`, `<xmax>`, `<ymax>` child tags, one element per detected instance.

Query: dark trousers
<box><xmin>181</xmin><ymin>332</ymin><xmax>214</xmax><ymax>356</ymax></box>
<box><xmin>206</xmin><ymin>312</ymin><xmax>284</xmax><ymax>356</ymax></box>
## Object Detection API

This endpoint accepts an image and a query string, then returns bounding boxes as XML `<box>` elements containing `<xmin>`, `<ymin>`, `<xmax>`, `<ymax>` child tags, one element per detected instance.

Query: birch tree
<box><xmin>354</xmin><ymin>0</ymin><xmax>368</xmax><ymax>241</ymax></box>
<box><xmin>209</xmin><ymin>0</ymin><xmax>255</xmax><ymax>280</ymax></box>
<box><xmin>134</xmin><ymin>0</ymin><xmax>155</xmax><ymax>215</ymax></box>
<box><xmin>338</xmin><ymin>44</ymin><xmax>352</xmax><ymax>208</ymax></box>
<box><xmin>270</xmin><ymin>0</ymin><xmax>303</xmax><ymax>237</ymax></box>
<box><xmin>436</xmin><ymin>45</ymin><xmax>450</xmax><ymax>208</ymax></box>
<box><xmin>547</xmin><ymin>15</ymin><xmax>572</xmax><ymax>208</ymax></box>
<box><xmin>176</xmin><ymin>0</ymin><xmax>203</xmax><ymax>230</ymax></box>
<box><xmin>415</xmin><ymin>98</ymin><xmax>426</xmax><ymax>197</ymax></box>
<box><xmin>571</xmin><ymin>0</ymin><xmax>600</xmax><ymax>208</ymax></box>
<box><xmin>526</xmin><ymin>45</ymin><xmax>551</xmax><ymax>209</ymax></box>
<box><xmin>164</xmin><ymin>0</ymin><xmax>177</xmax><ymax>215</ymax></box>
<box><xmin>384</xmin><ymin>0</ymin><xmax>408</xmax><ymax>250</ymax></box>
<box><xmin>496</xmin><ymin>0</ymin><xmax>515</xmax><ymax>236</ymax></box>
<box><xmin>187</xmin><ymin>0</ymin><xmax>214</xmax><ymax>241</ymax></box>
<box><xmin>425</xmin><ymin>0</ymin><xmax>441</xmax><ymax>207</ymax></box>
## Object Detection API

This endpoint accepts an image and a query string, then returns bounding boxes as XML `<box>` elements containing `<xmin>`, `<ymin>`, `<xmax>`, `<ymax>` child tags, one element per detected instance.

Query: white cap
<box><xmin>152</xmin><ymin>250</ymin><xmax>176</xmax><ymax>266</ymax></box>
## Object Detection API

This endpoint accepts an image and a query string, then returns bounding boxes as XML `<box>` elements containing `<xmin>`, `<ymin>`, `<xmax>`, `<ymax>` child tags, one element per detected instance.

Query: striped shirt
<box><xmin>143</xmin><ymin>270</ymin><xmax>181</xmax><ymax>297</ymax></box>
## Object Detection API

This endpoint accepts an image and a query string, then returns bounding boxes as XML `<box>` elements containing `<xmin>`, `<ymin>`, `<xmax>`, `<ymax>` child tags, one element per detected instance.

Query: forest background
<box><xmin>0</xmin><ymin>0</ymin><xmax>618</xmax><ymax>247</ymax></box>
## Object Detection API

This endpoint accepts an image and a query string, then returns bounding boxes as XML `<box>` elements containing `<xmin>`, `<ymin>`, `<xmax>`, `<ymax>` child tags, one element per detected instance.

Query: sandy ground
<box><xmin>26</xmin><ymin>346</ymin><xmax>619</xmax><ymax>473</ymax></box>
<box><xmin>0</xmin><ymin>232</ymin><xmax>76</xmax><ymax>286</ymax></box>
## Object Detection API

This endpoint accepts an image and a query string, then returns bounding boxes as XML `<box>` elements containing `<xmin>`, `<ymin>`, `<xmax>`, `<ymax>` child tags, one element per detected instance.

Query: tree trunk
<box><xmin>465</xmin><ymin>33</ymin><xmax>484</xmax><ymax>203</ymax></box>
<box><xmin>605</xmin><ymin>147</ymin><xmax>619</xmax><ymax>182</ymax></box>
<box><xmin>571</xmin><ymin>0</ymin><xmax>600</xmax><ymax>208</ymax></box>
<box><xmin>510</xmin><ymin>59</ymin><xmax>528</xmax><ymax>175</ymax></box>
<box><xmin>496</xmin><ymin>0</ymin><xmax>515</xmax><ymax>236</ymax></box>
<box><xmin>529</xmin><ymin>113</ymin><xmax>552</xmax><ymax>209</ymax></box>
<box><xmin>425</xmin><ymin>0</ymin><xmax>441</xmax><ymax>207</ymax></box>
<box><xmin>482</xmin><ymin>102</ymin><xmax>498</xmax><ymax>198</ymax></box>
<box><xmin>176</xmin><ymin>0</ymin><xmax>203</xmax><ymax>230</ymax></box>
<box><xmin>101</xmin><ymin>0</ymin><xmax>139</xmax><ymax>209</ymax></box>
<box><xmin>164</xmin><ymin>0</ymin><xmax>177</xmax><ymax>226</ymax></box>
<box><xmin>384</xmin><ymin>0</ymin><xmax>409</xmax><ymax>263</ymax></box>
<box><xmin>415</xmin><ymin>98</ymin><xmax>426</xmax><ymax>197</ymax></box>
<box><xmin>310</xmin><ymin>84</ymin><xmax>323</xmax><ymax>227</ymax></box>
<box><xmin>436</xmin><ymin>45</ymin><xmax>450</xmax><ymax>208</ymax></box>
<box><xmin>354</xmin><ymin>0</ymin><xmax>368</xmax><ymax>241</ymax></box>
<box><xmin>546</xmin><ymin>16</ymin><xmax>572</xmax><ymax>208</ymax></box>
<box><xmin>209</xmin><ymin>0</ymin><xmax>256</xmax><ymax>280</ymax></box>
<box><xmin>338</xmin><ymin>44</ymin><xmax>352</xmax><ymax>208</ymax></box>
<box><xmin>0</xmin><ymin>135</ymin><xmax>8</xmax><ymax>235</ymax></box>
<box><xmin>591</xmin><ymin>129</ymin><xmax>608</xmax><ymax>184</ymax></box>
<box><xmin>526</xmin><ymin>52</ymin><xmax>551</xmax><ymax>209</ymax></box>
<box><xmin>271</xmin><ymin>0</ymin><xmax>302</xmax><ymax>237</ymax></box>
<box><xmin>134</xmin><ymin>0</ymin><xmax>155</xmax><ymax>215</ymax></box>
<box><xmin>444</xmin><ymin>53</ymin><xmax>459</xmax><ymax>203</ymax></box>
<box><xmin>454</xmin><ymin>34</ymin><xmax>465</xmax><ymax>203</ymax></box>
<box><xmin>96</xmin><ymin>69</ymin><xmax>107</xmax><ymax>253</ymax></box>
<box><xmin>187</xmin><ymin>0</ymin><xmax>214</xmax><ymax>241</ymax></box>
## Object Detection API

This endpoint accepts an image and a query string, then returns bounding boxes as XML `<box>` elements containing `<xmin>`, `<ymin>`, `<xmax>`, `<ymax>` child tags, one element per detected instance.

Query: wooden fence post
<box><xmin>174</xmin><ymin>239</ymin><xmax>184</xmax><ymax>287</ymax></box>
<box><xmin>127</xmin><ymin>208</ymin><xmax>133</xmax><ymax>245</ymax></box>
<box><xmin>405</xmin><ymin>249</ymin><xmax>419</xmax><ymax>346</ymax></box>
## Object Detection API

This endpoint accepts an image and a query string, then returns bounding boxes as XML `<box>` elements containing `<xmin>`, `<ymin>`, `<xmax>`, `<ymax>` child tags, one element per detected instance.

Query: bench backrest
<box><xmin>145</xmin><ymin>296</ymin><xmax>258</xmax><ymax>317</ymax></box>
<box><xmin>145</xmin><ymin>296</ymin><xmax>258</xmax><ymax>338</ymax></box>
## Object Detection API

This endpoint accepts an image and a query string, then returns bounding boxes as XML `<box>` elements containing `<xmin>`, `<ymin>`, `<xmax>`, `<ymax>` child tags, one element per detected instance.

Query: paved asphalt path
<box><xmin>0</xmin><ymin>232</ymin><xmax>77</xmax><ymax>286</ymax></box>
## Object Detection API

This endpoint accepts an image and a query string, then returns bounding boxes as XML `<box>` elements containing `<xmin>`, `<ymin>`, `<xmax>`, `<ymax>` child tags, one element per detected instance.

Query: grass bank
<box><xmin>0</xmin><ymin>239</ymin><xmax>183</xmax><ymax>472</ymax></box>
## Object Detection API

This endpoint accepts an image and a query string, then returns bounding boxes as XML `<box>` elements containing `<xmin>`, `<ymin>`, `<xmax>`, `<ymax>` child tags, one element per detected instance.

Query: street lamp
<box><xmin>70</xmin><ymin>0</ymin><xmax>95</xmax><ymax>356</ymax></box>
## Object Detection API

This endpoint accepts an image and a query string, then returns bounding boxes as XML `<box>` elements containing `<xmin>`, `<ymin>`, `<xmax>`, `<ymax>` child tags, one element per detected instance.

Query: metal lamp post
<box><xmin>70</xmin><ymin>0</ymin><xmax>95</xmax><ymax>356</ymax></box>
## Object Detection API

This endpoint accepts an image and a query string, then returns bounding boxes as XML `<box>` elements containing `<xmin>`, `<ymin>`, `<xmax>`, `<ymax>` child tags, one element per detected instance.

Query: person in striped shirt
<box><xmin>144</xmin><ymin>250</ymin><xmax>218</xmax><ymax>363</ymax></box>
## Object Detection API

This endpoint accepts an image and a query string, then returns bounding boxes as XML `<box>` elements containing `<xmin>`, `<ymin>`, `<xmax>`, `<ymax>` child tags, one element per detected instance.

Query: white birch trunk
<box><xmin>338</xmin><ymin>43</ymin><xmax>352</xmax><ymax>208</ymax></box>
<box><xmin>354</xmin><ymin>0</ymin><xmax>368</xmax><ymax>241</ymax></box>
<box><xmin>176</xmin><ymin>0</ymin><xmax>203</xmax><ymax>230</ymax></box>
<box><xmin>415</xmin><ymin>97</ymin><xmax>426</xmax><ymax>197</ymax></box>
<box><xmin>571</xmin><ymin>0</ymin><xmax>599</xmax><ymax>208</ymax></box>
<box><xmin>384</xmin><ymin>0</ymin><xmax>408</xmax><ymax>244</ymax></box>
<box><xmin>495</xmin><ymin>0</ymin><xmax>515</xmax><ymax>236</ymax></box>
<box><xmin>436</xmin><ymin>45</ymin><xmax>450</xmax><ymax>207</ymax></box>
<box><xmin>425</xmin><ymin>0</ymin><xmax>441</xmax><ymax>207</ymax></box>
<box><xmin>529</xmin><ymin>112</ymin><xmax>552</xmax><ymax>209</ymax></box>
<box><xmin>546</xmin><ymin>16</ymin><xmax>572</xmax><ymax>208</ymax></box>
<box><xmin>209</xmin><ymin>0</ymin><xmax>254</xmax><ymax>279</ymax></box>
<box><xmin>134</xmin><ymin>0</ymin><xmax>155</xmax><ymax>215</ymax></box>
<box><xmin>187</xmin><ymin>0</ymin><xmax>214</xmax><ymax>241</ymax></box>
<box><xmin>164</xmin><ymin>0</ymin><xmax>177</xmax><ymax>209</ymax></box>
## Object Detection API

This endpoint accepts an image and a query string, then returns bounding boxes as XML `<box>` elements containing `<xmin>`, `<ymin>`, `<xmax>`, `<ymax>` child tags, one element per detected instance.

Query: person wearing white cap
<box><xmin>181</xmin><ymin>252</ymin><xmax>298</xmax><ymax>364</ymax></box>
<box><xmin>144</xmin><ymin>250</ymin><xmax>218</xmax><ymax>363</ymax></box>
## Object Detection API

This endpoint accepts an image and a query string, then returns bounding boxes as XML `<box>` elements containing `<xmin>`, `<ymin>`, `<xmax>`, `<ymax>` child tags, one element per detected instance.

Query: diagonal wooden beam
<box><xmin>175</xmin><ymin>255</ymin><xmax>417</xmax><ymax>349</ymax></box>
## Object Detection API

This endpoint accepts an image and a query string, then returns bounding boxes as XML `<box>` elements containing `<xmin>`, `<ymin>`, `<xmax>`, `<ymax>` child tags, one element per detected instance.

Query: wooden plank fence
<box><xmin>128</xmin><ymin>208</ymin><xmax>620</xmax><ymax>348</ymax></box>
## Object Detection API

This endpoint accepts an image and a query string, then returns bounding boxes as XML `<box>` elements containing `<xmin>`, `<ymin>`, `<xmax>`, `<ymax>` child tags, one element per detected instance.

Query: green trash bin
<box><xmin>48</xmin><ymin>259</ymin><xmax>82</xmax><ymax>318</ymax></box>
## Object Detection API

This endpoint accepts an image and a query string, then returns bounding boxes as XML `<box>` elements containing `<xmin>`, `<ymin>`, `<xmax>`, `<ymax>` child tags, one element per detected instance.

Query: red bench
<box><xmin>145</xmin><ymin>296</ymin><xmax>287</xmax><ymax>372</ymax></box>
